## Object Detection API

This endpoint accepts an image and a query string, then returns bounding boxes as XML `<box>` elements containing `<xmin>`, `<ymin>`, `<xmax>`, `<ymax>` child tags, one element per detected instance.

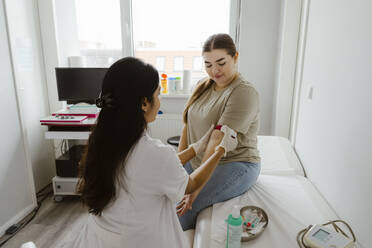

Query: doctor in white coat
<box><xmin>71</xmin><ymin>57</ymin><xmax>238</xmax><ymax>248</ymax></box>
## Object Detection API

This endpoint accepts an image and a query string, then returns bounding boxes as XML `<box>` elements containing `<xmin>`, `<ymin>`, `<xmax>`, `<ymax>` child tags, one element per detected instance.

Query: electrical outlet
<box><xmin>307</xmin><ymin>85</ymin><xmax>314</xmax><ymax>100</ymax></box>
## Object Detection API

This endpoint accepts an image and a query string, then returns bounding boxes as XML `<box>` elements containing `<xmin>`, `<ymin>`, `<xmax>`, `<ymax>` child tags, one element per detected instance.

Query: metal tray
<box><xmin>240</xmin><ymin>205</ymin><xmax>269</xmax><ymax>242</ymax></box>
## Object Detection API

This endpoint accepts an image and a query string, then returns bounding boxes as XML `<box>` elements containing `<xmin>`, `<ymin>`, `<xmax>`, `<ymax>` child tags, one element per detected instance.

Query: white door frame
<box><xmin>289</xmin><ymin>0</ymin><xmax>310</xmax><ymax>146</ymax></box>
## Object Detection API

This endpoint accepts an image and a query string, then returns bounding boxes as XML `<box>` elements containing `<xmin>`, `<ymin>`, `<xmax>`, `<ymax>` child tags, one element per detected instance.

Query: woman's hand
<box><xmin>176</xmin><ymin>193</ymin><xmax>198</xmax><ymax>216</ymax></box>
<box><xmin>189</xmin><ymin>124</ymin><xmax>215</xmax><ymax>155</ymax></box>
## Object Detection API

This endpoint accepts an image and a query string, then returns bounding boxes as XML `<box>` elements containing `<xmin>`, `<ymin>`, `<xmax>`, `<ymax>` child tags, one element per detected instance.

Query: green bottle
<box><xmin>226</xmin><ymin>205</ymin><xmax>243</xmax><ymax>248</ymax></box>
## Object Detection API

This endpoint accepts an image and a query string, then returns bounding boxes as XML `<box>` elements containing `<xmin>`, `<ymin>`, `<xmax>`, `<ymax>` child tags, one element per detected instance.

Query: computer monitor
<box><xmin>55</xmin><ymin>67</ymin><xmax>108</xmax><ymax>104</ymax></box>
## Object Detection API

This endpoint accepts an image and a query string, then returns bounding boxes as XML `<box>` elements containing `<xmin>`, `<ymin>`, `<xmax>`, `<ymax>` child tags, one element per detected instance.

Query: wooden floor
<box><xmin>0</xmin><ymin>195</ymin><xmax>88</xmax><ymax>248</ymax></box>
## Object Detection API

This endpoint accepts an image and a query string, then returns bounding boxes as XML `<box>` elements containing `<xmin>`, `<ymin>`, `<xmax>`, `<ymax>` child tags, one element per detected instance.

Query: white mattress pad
<box><xmin>258</xmin><ymin>136</ymin><xmax>305</xmax><ymax>177</ymax></box>
<box><xmin>193</xmin><ymin>206</ymin><xmax>213</xmax><ymax>248</ymax></box>
<box><xmin>193</xmin><ymin>175</ymin><xmax>338</xmax><ymax>248</ymax></box>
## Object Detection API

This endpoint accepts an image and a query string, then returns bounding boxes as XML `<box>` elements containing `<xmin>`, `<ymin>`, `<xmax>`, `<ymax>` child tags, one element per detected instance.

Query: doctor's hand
<box><xmin>215</xmin><ymin>125</ymin><xmax>238</xmax><ymax>157</ymax></box>
<box><xmin>189</xmin><ymin>124</ymin><xmax>215</xmax><ymax>156</ymax></box>
<box><xmin>176</xmin><ymin>193</ymin><xmax>197</xmax><ymax>216</ymax></box>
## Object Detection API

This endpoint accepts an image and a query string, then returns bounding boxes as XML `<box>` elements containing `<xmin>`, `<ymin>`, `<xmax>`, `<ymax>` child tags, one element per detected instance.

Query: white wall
<box><xmin>158</xmin><ymin>96</ymin><xmax>188</xmax><ymax>115</ymax></box>
<box><xmin>0</xmin><ymin>0</ymin><xmax>36</xmax><ymax>235</ymax></box>
<box><xmin>294</xmin><ymin>0</ymin><xmax>372</xmax><ymax>246</ymax></box>
<box><xmin>238</xmin><ymin>0</ymin><xmax>283</xmax><ymax>135</ymax></box>
<box><xmin>4</xmin><ymin>0</ymin><xmax>55</xmax><ymax>192</ymax></box>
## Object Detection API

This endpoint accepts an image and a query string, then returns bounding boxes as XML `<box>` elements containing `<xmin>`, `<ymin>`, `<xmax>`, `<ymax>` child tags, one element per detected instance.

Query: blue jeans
<box><xmin>178</xmin><ymin>161</ymin><xmax>260</xmax><ymax>230</ymax></box>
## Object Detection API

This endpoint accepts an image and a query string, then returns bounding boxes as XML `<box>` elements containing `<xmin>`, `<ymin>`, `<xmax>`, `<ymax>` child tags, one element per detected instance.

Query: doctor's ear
<box><xmin>142</xmin><ymin>98</ymin><xmax>149</xmax><ymax>112</ymax></box>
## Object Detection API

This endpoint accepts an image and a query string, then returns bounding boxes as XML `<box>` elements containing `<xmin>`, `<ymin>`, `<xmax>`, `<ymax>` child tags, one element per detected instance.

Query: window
<box><xmin>193</xmin><ymin>56</ymin><xmax>203</xmax><ymax>71</ymax></box>
<box><xmin>131</xmin><ymin>0</ymin><xmax>231</xmax><ymax>86</ymax></box>
<box><xmin>174</xmin><ymin>57</ymin><xmax>184</xmax><ymax>72</ymax></box>
<box><xmin>55</xmin><ymin>0</ymin><xmax>237</xmax><ymax>81</ymax></box>
<box><xmin>75</xmin><ymin>0</ymin><xmax>122</xmax><ymax>67</ymax></box>
<box><xmin>156</xmin><ymin>57</ymin><xmax>166</xmax><ymax>71</ymax></box>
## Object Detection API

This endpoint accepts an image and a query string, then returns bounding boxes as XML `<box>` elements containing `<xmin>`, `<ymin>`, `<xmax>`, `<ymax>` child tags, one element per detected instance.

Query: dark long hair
<box><xmin>183</xmin><ymin>33</ymin><xmax>237</xmax><ymax>123</ymax></box>
<box><xmin>77</xmin><ymin>57</ymin><xmax>159</xmax><ymax>215</ymax></box>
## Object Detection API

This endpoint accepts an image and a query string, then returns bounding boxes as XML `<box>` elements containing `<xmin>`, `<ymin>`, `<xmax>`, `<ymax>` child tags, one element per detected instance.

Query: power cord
<box><xmin>296</xmin><ymin>220</ymin><xmax>356</xmax><ymax>248</ymax></box>
<box><xmin>0</xmin><ymin>184</ymin><xmax>53</xmax><ymax>247</ymax></box>
<box><xmin>60</xmin><ymin>139</ymin><xmax>69</xmax><ymax>156</ymax></box>
<box><xmin>54</xmin><ymin>139</ymin><xmax>68</xmax><ymax>157</ymax></box>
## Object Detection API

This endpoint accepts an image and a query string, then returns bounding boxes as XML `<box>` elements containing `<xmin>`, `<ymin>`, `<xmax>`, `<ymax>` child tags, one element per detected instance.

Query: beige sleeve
<box><xmin>217</xmin><ymin>85</ymin><xmax>259</xmax><ymax>134</ymax></box>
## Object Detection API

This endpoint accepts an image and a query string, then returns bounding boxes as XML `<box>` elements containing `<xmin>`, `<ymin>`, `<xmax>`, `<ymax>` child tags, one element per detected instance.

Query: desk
<box><xmin>44</xmin><ymin>117</ymin><xmax>95</xmax><ymax>140</ymax></box>
<box><xmin>43</xmin><ymin>117</ymin><xmax>96</xmax><ymax>201</ymax></box>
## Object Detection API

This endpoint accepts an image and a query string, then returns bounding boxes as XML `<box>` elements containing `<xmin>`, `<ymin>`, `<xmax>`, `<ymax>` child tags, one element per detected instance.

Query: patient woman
<box><xmin>71</xmin><ymin>57</ymin><xmax>237</xmax><ymax>248</ymax></box>
<box><xmin>176</xmin><ymin>33</ymin><xmax>261</xmax><ymax>230</ymax></box>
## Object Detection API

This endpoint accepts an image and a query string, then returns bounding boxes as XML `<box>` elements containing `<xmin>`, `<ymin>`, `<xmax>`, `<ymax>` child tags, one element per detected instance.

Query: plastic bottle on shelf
<box><xmin>226</xmin><ymin>205</ymin><xmax>243</xmax><ymax>248</ymax></box>
<box><xmin>182</xmin><ymin>70</ymin><xmax>191</xmax><ymax>94</ymax></box>
<box><xmin>175</xmin><ymin>77</ymin><xmax>182</xmax><ymax>93</ymax></box>
<box><xmin>168</xmin><ymin>77</ymin><xmax>176</xmax><ymax>94</ymax></box>
<box><xmin>161</xmin><ymin>74</ymin><xmax>168</xmax><ymax>94</ymax></box>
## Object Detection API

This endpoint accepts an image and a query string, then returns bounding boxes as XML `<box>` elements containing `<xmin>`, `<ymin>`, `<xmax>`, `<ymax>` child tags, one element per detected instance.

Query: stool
<box><xmin>167</xmin><ymin>136</ymin><xmax>180</xmax><ymax>147</ymax></box>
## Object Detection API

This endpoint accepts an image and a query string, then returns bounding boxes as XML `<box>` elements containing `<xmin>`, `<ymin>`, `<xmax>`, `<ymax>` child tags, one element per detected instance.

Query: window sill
<box><xmin>159</xmin><ymin>94</ymin><xmax>190</xmax><ymax>99</ymax></box>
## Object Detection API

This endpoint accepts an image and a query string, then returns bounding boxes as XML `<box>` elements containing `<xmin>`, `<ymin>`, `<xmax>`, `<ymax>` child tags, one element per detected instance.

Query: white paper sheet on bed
<box><xmin>193</xmin><ymin>175</ymin><xmax>338</xmax><ymax>248</ymax></box>
<box><xmin>258</xmin><ymin>136</ymin><xmax>305</xmax><ymax>177</ymax></box>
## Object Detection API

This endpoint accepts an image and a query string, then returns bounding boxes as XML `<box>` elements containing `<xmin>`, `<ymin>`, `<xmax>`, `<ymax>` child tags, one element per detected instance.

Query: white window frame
<box><xmin>229</xmin><ymin>0</ymin><xmax>241</xmax><ymax>49</ymax></box>
<box><xmin>192</xmin><ymin>56</ymin><xmax>203</xmax><ymax>71</ymax></box>
<box><xmin>120</xmin><ymin>0</ymin><xmax>241</xmax><ymax>56</ymax></box>
<box><xmin>120</xmin><ymin>0</ymin><xmax>134</xmax><ymax>57</ymax></box>
<box><xmin>156</xmin><ymin>56</ymin><xmax>166</xmax><ymax>72</ymax></box>
<box><xmin>173</xmin><ymin>56</ymin><xmax>184</xmax><ymax>72</ymax></box>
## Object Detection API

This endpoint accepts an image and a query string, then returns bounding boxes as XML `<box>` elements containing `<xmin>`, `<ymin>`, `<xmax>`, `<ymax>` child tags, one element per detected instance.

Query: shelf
<box><xmin>45</xmin><ymin>131</ymin><xmax>90</xmax><ymax>140</ymax></box>
<box><xmin>156</xmin><ymin>113</ymin><xmax>182</xmax><ymax>120</ymax></box>
<box><xmin>159</xmin><ymin>94</ymin><xmax>190</xmax><ymax>99</ymax></box>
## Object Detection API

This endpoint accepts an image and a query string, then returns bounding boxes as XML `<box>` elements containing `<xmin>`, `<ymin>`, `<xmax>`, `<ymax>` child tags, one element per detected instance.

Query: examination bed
<box><xmin>187</xmin><ymin>136</ymin><xmax>338</xmax><ymax>248</ymax></box>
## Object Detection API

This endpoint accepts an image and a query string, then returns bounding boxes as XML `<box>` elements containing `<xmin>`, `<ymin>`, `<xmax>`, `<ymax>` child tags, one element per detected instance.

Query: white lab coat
<box><xmin>72</xmin><ymin>134</ymin><xmax>190</xmax><ymax>248</ymax></box>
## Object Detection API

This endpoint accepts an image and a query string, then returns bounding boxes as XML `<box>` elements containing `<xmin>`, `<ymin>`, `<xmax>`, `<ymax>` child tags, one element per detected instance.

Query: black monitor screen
<box><xmin>55</xmin><ymin>67</ymin><xmax>108</xmax><ymax>104</ymax></box>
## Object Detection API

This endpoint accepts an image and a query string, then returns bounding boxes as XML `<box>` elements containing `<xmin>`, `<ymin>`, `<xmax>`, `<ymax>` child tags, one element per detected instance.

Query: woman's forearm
<box><xmin>177</xmin><ymin>146</ymin><xmax>195</xmax><ymax>165</ymax></box>
<box><xmin>201</xmin><ymin>129</ymin><xmax>224</xmax><ymax>163</ymax></box>
<box><xmin>185</xmin><ymin>147</ymin><xmax>224</xmax><ymax>194</ymax></box>
<box><xmin>178</xmin><ymin>125</ymin><xmax>188</xmax><ymax>152</ymax></box>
